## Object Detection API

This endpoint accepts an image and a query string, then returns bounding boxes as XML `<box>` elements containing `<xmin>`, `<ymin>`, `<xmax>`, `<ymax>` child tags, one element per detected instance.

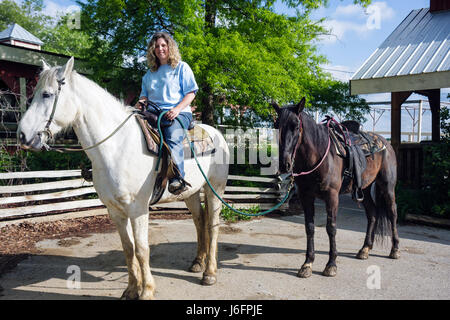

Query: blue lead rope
<box><xmin>156</xmin><ymin>110</ymin><xmax>294</xmax><ymax>217</ymax></box>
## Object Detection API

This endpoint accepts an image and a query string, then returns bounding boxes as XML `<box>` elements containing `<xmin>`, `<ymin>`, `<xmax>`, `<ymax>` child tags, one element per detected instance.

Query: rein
<box><xmin>38</xmin><ymin>77</ymin><xmax>138</xmax><ymax>153</ymax></box>
<box><xmin>290</xmin><ymin>115</ymin><xmax>332</xmax><ymax>177</ymax></box>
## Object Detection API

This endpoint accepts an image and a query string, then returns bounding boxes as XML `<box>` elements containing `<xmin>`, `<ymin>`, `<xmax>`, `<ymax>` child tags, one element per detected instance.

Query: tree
<box><xmin>78</xmin><ymin>0</ymin><xmax>370</xmax><ymax>125</ymax></box>
<box><xmin>0</xmin><ymin>0</ymin><xmax>92</xmax><ymax>58</ymax></box>
<box><xmin>0</xmin><ymin>0</ymin><xmax>52</xmax><ymax>37</ymax></box>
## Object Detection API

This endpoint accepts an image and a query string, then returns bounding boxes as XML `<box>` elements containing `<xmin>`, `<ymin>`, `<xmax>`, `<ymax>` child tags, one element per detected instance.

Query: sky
<box><xmin>13</xmin><ymin>0</ymin><xmax>450</xmax><ymax>138</ymax></box>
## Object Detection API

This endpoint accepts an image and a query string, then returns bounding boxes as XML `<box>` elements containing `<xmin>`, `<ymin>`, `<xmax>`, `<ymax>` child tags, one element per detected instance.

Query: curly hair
<box><xmin>146</xmin><ymin>32</ymin><xmax>181</xmax><ymax>72</ymax></box>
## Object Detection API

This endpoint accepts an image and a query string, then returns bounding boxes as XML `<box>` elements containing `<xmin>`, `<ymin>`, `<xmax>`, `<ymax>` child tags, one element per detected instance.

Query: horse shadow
<box><xmin>0</xmin><ymin>237</ymin><xmax>359</xmax><ymax>300</ymax></box>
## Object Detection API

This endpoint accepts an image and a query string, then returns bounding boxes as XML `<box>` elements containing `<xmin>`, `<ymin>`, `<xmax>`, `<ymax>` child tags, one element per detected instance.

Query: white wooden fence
<box><xmin>0</xmin><ymin>170</ymin><xmax>287</xmax><ymax>221</ymax></box>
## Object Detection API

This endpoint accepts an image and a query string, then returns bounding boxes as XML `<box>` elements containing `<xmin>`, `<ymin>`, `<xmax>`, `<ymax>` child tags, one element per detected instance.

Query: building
<box><xmin>350</xmin><ymin>0</ymin><xmax>450</xmax><ymax>186</ymax></box>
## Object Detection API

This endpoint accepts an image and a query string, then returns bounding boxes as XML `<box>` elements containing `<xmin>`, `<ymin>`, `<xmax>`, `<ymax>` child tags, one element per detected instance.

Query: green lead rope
<box><xmin>156</xmin><ymin>110</ymin><xmax>294</xmax><ymax>217</ymax></box>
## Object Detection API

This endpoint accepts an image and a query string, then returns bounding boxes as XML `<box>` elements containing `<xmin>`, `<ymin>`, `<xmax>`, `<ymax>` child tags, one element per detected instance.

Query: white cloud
<box><xmin>322</xmin><ymin>64</ymin><xmax>355</xmax><ymax>82</ymax></box>
<box><xmin>334</xmin><ymin>4</ymin><xmax>365</xmax><ymax>18</ymax></box>
<box><xmin>42</xmin><ymin>1</ymin><xmax>80</xmax><ymax>19</ymax></box>
<box><xmin>319</xmin><ymin>1</ymin><xmax>395</xmax><ymax>44</ymax></box>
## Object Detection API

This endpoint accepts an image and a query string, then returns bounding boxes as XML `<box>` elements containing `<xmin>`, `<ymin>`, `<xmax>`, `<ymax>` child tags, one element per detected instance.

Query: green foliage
<box><xmin>421</xmin><ymin>106</ymin><xmax>450</xmax><ymax>218</ymax></box>
<box><xmin>25</xmin><ymin>151</ymin><xmax>90</xmax><ymax>171</ymax></box>
<box><xmin>396</xmin><ymin>106</ymin><xmax>450</xmax><ymax>219</ymax></box>
<box><xmin>0</xmin><ymin>147</ymin><xmax>26</xmax><ymax>173</ymax></box>
<box><xmin>41</xmin><ymin>15</ymin><xmax>93</xmax><ymax>58</ymax></box>
<box><xmin>220</xmin><ymin>204</ymin><xmax>256</xmax><ymax>222</ymax></box>
<box><xmin>309</xmin><ymin>80</ymin><xmax>370</xmax><ymax>123</ymax></box>
<box><xmin>0</xmin><ymin>0</ymin><xmax>51</xmax><ymax>36</ymax></box>
<box><xmin>77</xmin><ymin>0</ymin><xmax>371</xmax><ymax>125</ymax></box>
<box><xmin>0</xmin><ymin>0</ymin><xmax>92</xmax><ymax>58</ymax></box>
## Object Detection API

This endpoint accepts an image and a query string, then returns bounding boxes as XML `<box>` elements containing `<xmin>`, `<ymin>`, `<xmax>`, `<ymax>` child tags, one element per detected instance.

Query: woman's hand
<box><xmin>135</xmin><ymin>97</ymin><xmax>147</xmax><ymax>111</ymax></box>
<box><xmin>165</xmin><ymin>106</ymin><xmax>181</xmax><ymax>121</ymax></box>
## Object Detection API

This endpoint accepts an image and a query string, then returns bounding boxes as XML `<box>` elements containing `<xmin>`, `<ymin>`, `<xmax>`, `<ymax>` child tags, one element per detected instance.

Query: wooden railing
<box><xmin>0</xmin><ymin>170</ymin><xmax>287</xmax><ymax>221</ymax></box>
<box><xmin>397</xmin><ymin>143</ymin><xmax>424</xmax><ymax>188</ymax></box>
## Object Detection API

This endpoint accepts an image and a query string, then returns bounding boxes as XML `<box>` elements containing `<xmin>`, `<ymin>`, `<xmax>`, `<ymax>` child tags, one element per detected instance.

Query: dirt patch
<box><xmin>57</xmin><ymin>238</ymin><xmax>82</xmax><ymax>247</ymax></box>
<box><xmin>0</xmin><ymin>210</ymin><xmax>192</xmax><ymax>276</ymax></box>
<box><xmin>220</xmin><ymin>225</ymin><xmax>242</xmax><ymax>234</ymax></box>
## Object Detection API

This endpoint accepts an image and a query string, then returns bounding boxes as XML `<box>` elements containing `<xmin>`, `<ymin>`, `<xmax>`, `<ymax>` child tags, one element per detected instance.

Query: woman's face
<box><xmin>154</xmin><ymin>37</ymin><xmax>169</xmax><ymax>64</ymax></box>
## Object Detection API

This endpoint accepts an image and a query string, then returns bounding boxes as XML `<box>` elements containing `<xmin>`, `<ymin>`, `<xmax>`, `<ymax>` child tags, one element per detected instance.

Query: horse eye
<box><xmin>42</xmin><ymin>92</ymin><xmax>53</xmax><ymax>99</ymax></box>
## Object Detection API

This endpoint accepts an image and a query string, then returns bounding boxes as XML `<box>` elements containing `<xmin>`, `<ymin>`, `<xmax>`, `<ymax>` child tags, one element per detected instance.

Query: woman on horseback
<box><xmin>137</xmin><ymin>31</ymin><xmax>198</xmax><ymax>195</ymax></box>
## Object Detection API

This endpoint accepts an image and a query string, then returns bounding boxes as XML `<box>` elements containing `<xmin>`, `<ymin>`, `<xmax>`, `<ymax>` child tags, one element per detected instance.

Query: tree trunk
<box><xmin>201</xmin><ymin>85</ymin><xmax>215</xmax><ymax>126</ymax></box>
<box><xmin>201</xmin><ymin>0</ymin><xmax>217</xmax><ymax>126</ymax></box>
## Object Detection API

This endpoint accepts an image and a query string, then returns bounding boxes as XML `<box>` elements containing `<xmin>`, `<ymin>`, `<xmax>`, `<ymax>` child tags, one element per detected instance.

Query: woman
<box><xmin>137</xmin><ymin>32</ymin><xmax>198</xmax><ymax>195</ymax></box>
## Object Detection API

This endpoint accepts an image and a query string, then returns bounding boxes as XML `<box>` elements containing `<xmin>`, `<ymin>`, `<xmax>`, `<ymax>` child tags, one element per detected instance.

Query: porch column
<box><xmin>391</xmin><ymin>91</ymin><xmax>412</xmax><ymax>154</ymax></box>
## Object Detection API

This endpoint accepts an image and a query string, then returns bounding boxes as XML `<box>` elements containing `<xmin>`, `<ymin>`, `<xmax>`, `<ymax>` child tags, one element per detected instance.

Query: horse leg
<box><xmin>201</xmin><ymin>182</ymin><xmax>224</xmax><ymax>286</ymax></box>
<box><xmin>357</xmin><ymin>185</ymin><xmax>377</xmax><ymax>260</ymax></box>
<box><xmin>130</xmin><ymin>213</ymin><xmax>156</xmax><ymax>300</ymax></box>
<box><xmin>108</xmin><ymin>209</ymin><xmax>141</xmax><ymax>300</ymax></box>
<box><xmin>323</xmin><ymin>190</ymin><xmax>339</xmax><ymax>277</ymax></box>
<box><xmin>298</xmin><ymin>195</ymin><xmax>315</xmax><ymax>278</ymax></box>
<box><xmin>376</xmin><ymin>163</ymin><xmax>400</xmax><ymax>259</ymax></box>
<box><xmin>184</xmin><ymin>191</ymin><xmax>207</xmax><ymax>273</ymax></box>
<box><xmin>385</xmin><ymin>185</ymin><xmax>400</xmax><ymax>259</ymax></box>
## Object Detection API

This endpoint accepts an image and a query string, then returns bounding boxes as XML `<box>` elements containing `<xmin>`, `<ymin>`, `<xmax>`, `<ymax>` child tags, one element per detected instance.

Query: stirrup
<box><xmin>168</xmin><ymin>179</ymin><xmax>188</xmax><ymax>195</ymax></box>
<box><xmin>352</xmin><ymin>188</ymin><xmax>364</xmax><ymax>202</ymax></box>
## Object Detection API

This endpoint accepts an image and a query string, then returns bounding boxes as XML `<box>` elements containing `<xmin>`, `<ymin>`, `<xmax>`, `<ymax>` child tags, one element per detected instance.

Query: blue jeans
<box><xmin>162</xmin><ymin>112</ymin><xmax>192</xmax><ymax>181</ymax></box>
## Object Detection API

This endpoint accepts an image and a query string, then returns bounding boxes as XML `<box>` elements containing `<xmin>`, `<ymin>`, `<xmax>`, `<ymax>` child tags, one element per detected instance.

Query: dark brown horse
<box><xmin>273</xmin><ymin>98</ymin><xmax>399</xmax><ymax>278</ymax></box>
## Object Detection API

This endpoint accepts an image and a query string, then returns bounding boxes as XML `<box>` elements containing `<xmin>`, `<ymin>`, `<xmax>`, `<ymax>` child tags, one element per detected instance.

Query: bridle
<box><xmin>37</xmin><ymin>76</ymin><xmax>138</xmax><ymax>153</ymax></box>
<box><xmin>39</xmin><ymin>77</ymin><xmax>66</xmax><ymax>145</ymax></box>
<box><xmin>281</xmin><ymin>112</ymin><xmax>332</xmax><ymax>177</ymax></box>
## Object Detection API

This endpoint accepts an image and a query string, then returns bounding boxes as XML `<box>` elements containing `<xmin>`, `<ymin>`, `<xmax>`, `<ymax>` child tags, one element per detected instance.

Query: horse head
<box><xmin>272</xmin><ymin>97</ymin><xmax>305</xmax><ymax>173</ymax></box>
<box><xmin>18</xmin><ymin>57</ymin><xmax>78</xmax><ymax>151</ymax></box>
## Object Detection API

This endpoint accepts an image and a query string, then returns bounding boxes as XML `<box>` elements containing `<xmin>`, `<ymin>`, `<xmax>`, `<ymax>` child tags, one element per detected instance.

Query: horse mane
<box><xmin>300</xmin><ymin>111</ymin><xmax>329</xmax><ymax>150</ymax></box>
<box><xmin>37</xmin><ymin>66</ymin><xmax>133</xmax><ymax>114</ymax></box>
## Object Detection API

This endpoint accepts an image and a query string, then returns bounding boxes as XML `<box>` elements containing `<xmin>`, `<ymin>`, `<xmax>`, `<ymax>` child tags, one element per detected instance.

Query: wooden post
<box><xmin>415</xmin><ymin>89</ymin><xmax>441</xmax><ymax>142</ymax></box>
<box><xmin>19</xmin><ymin>77</ymin><xmax>27</xmax><ymax>114</ymax></box>
<box><xmin>391</xmin><ymin>91</ymin><xmax>412</xmax><ymax>154</ymax></box>
<box><xmin>428</xmin><ymin>89</ymin><xmax>441</xmax><ymax>142</ymax></box>
<box><xmin>417</xmin><ymin>100</ymin><xmax>423</xmax><ymax>142</ymax></box>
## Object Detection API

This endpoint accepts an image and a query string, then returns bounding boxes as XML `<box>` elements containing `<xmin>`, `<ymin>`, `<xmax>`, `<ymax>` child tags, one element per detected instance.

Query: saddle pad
<box><xmin>330</xmin><ymin>129</ymin><xmax>386</xmax><ymax>158</ymax></box>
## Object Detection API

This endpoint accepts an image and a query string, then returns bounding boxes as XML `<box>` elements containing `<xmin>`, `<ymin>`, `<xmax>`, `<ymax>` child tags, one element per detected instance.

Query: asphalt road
<box><xmin>0</xmin><ymin>195</ymin><xmax>449</xmax><ymax>300</ymax></box>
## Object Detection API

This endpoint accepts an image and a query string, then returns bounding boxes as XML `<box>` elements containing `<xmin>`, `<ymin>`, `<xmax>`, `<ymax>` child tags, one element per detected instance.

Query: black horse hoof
<box><xmin>297</xmin><ymin>265</ymin><xmax>312</xmax><ymax>278</ymax></box>
<box><xmin>322</xmin><ymin>265</ymin><xmax>337</xmax><ymax>277</ymax></box>
<box><xmin>389</xmin><ymin>249</ymin><xmax>400</xmax><ymax>259</ymax></box>
<box><xmin>356</xmin><ymin>248</ymin><xmax>369</xmax><ymax>260</ymax></box>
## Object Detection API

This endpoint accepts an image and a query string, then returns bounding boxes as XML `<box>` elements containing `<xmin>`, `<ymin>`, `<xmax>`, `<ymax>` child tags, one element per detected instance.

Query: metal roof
<box><xmin>0</xmin><ymin>23</ymin><xmax>44</xmax><ymax>45</ymax></box>
<box><xmin>351</xmin><ymin>8</ymin><xmax>450</xmax><ymax>81</ymax></box>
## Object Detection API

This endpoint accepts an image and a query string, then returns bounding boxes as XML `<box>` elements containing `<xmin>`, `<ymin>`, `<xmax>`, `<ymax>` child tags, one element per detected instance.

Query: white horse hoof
<box><xmin>201</xmin><ymin>274</ymin><xmax>216</xmax><ymax>286</ymax></box>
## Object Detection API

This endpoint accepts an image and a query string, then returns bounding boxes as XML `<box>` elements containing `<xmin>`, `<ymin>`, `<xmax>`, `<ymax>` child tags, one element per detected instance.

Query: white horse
<box><xmin>17</xmin><ymin>57</ymin><xmax>230</xmax><ymax>300</ymax></box>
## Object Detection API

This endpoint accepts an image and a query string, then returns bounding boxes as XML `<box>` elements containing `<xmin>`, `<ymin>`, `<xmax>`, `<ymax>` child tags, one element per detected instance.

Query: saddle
<box><xmin>136</xmin><ymin>112</ymin><xmax>216</xmax><ymax>205</ymax></box>
<box><xmin>327</xmin><ymin>119</ymin><xmax>386</xmax><ymax>202</ymax></box>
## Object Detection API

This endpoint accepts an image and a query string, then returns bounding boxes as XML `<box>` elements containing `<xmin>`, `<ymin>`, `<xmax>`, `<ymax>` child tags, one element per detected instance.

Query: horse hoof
<box><xmin>297</xmin><ymin>266</ymin><xmax>312</xmax><ymax>278</ymax></box>
<box><xmin>322</xmin><ymin>265</ymin><xmax>337</xmax><ymax>277</ymax></box>
<box><xmin>120</xmin><ymin>288</ymin><xmax>139</xmax><ymax>300</ymax></box>
<box><xmin>201</xmin><ymin>274</ymin><xmax>217</xmax><ymax>286</ymax></box>
<box><xmin>389</xmin><ymin>249</ymin><xmax>400</xmax><ymax>259</ymax></box>
<box><xmin>356</xmin><ymin>249</ymin><xmax>369</xmax><ymax>260</ymax></box>
<box><xmin>138</xmin><ymin>291</ymin><xmax>155</xmax><ymax>300</ymax></box>
<box><xmin>189</xmin><ymin>261</ymin><xmax>205</xmax><ymax>273</ymax></box>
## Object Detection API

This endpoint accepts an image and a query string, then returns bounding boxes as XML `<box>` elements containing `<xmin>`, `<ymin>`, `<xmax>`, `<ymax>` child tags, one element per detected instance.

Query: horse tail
<box><xmin>372</xmin><ymin>183</ymin><xmax>392</xmax><ymax>245</ymax></box>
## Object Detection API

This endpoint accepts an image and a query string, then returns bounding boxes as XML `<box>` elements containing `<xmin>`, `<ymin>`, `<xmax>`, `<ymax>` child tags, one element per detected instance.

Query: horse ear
<box><xmin>295</xmin><ymin>97</ymin><xmax>306</xmax><ymax>115</ymax></box>
<box><xmin>41</xmin><ymin>59</ymin><xmax>50</xmax><ymax>71</ymax></box>
<box><xmin>62</xmin><ymin>56</ymin><xmax>75</xmax><ymax>78</ymax></box>
<box><xmin>271</xmin><ymin>101</ymin><xmax>281</xmax><ymax>113</ymax></box>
